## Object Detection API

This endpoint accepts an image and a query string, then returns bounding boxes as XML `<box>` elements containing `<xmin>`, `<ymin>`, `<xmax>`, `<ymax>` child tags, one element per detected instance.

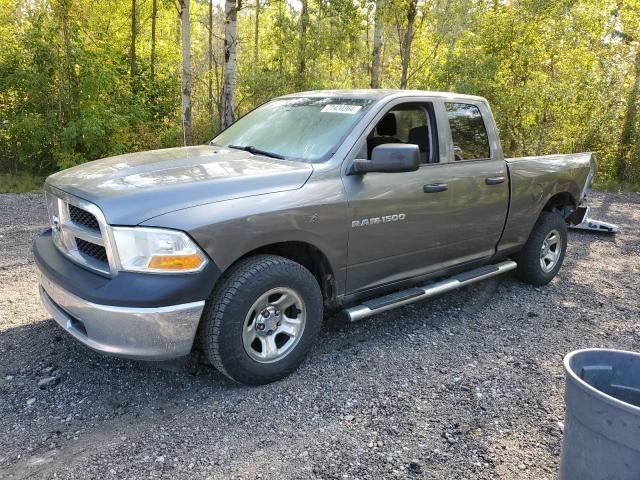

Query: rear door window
<box><xmin>445</xmin><ymin>102</ymin><xmax>490</xmax><ymax>161</ymax></box>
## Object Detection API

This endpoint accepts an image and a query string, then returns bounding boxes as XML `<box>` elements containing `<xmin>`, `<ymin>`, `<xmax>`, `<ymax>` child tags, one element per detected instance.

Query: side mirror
<box><xmin>348</xmin><ymin>144</ymin><xmax>420</xmax><ymax>175</ymax></box>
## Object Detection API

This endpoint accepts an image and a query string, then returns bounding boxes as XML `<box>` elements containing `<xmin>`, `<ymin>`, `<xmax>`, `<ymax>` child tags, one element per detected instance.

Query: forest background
<box><xmin>1</xmin><ymin>0</ymin><xmax>639</xmax><ymax>191</ymax></box>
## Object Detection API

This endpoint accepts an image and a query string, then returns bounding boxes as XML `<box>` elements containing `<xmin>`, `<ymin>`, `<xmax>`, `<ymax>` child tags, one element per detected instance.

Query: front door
<box><xmin>343</xmin><ymin>101</ymin><xmax>453</xmax><ymax>293</ymax></box>
<box><xmin>343</xmin><ymin>99</ymin><xmax>509</xmax><ymax>295</ymax></box>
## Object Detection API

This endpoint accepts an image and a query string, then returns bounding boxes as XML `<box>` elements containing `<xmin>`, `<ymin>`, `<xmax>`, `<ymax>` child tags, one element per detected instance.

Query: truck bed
<box><xmin>499</xmin><ymin>152</ymin><xmax>595</xmax><ymax>253</ymax></box>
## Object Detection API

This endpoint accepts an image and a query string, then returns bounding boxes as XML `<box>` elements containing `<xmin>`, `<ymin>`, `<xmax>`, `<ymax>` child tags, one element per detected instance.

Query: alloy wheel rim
<box><xmin>242</xmin><ymin>287</ymin><xmax>306</xmax><ymax>364</ymax></box>
<box><xmin>540</xmin><ymin>229</ymin><xmax>561</xmax><ymax>272</ymax></box>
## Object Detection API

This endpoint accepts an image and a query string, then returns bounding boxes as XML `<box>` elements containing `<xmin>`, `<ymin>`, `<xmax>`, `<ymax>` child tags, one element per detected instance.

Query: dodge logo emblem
<box><xmin>51</xmin><ymin>215</ymin><xmax>61</xmax><ymax>234</ymax></box>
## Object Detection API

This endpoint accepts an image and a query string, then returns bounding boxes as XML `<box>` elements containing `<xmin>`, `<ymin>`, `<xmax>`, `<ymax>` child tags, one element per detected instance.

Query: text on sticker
<box><xmin>321</xmin><ymin>104</ymin><xmax>362</xmax><ymax>114</ymax></box>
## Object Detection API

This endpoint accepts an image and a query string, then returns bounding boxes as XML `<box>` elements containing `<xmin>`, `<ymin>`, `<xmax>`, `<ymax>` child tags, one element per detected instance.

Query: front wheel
<box><xmin>200</xmin><ymin>255</ymin><xmax>323</xmax><ymax>385</ymax></box>
<box><xmin>514</xmin><ymin>211</ymin><xmax>568</xmax><ymax>286</ymax></box>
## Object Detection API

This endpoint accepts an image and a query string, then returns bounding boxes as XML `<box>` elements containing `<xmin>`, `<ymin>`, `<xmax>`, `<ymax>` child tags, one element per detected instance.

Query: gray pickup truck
<box><xmin>35</xmin><ymin>90</ymin><xmax>595</xmax><ymax>385</ymax></box>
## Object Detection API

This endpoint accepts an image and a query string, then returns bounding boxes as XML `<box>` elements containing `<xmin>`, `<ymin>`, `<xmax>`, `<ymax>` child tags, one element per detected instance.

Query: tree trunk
<box><xmin>16</xmin><ymin>0</ymin><xmax>23</xmax><ymax>33</ymax></box>
<box><xmin>400</xmin><ymin>0</ymin><xmax>417</xmax><ymax>89</ymax></box>
<box><xmin>329</xmin><ymin>16</ymin><xmax>334</xmax><ymax>81</ymax></box>
<box><xmin>151</xmin><ymin>0</ymin><xmax>157</xmax><ymax>80</ymax></box>
<box><xmin>297</xmin><ymin>0</ymin><xmax>309</xmax><ymax>87</ymax></box>
<box><xmin>180</xmin><ymin>0</ymin><xmax>192</xmax><ymax>145</ymax></box>
<box><xmin>254</xmin><ymin>0</ymin><xmax>260</xmax><ymax>64</ymax></box>
<box><xmin>53</xmin><ymin>0</ymin><xmax>79</xmax><ymax>123</ymax></box>
<box><xmin>130</xmin><ymin>0</ymin><xmax>137</xmax><ymax>83</ymax></box>
<box><xmin>208</xmin><ymin>0</ymin><xmax>214</xmax><ymax>121</ymax></box>
<box><xmin>371</xmin><ymin>0</ymin><xmax>384</xmax><ymax>88</ymax></box>
<box><xmin>221</xmin><ymin>0</ymin><xmax>238</xmax><ymax>129</ymax></box>
<box><xmin>617</xmin><ymin>48</ymin><xmax>640</xmax><ymax>179</ymax></box>
<box><xmin>278</xmin><ymin>0</ymin><xmax>284</xmax><ymax>74</ymax></box>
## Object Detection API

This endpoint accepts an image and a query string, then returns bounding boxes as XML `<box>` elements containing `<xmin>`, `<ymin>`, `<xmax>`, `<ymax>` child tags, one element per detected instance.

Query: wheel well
<box><xmin>237</xmin><ymin>242</ymin><xmax>337</xmax><ymax>306</ymax></box>
<box><xmin>542</xmin><ymin>192</ymin><xmax>577</xmax><ymax>218</ymax></box>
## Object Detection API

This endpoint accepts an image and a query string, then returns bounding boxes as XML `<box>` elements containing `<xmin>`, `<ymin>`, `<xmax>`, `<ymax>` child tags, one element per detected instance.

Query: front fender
<box><xmin>141</xmin><ymin>176</ymin><xmax>350</xmax><ymax>294</ymax></box>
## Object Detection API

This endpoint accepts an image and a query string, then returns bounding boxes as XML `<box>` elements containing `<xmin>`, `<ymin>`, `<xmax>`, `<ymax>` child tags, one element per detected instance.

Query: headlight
<box><xmin>112</xmin><ymin>227</ymin><xmax>208</xmax><ymax>273</ymax></box>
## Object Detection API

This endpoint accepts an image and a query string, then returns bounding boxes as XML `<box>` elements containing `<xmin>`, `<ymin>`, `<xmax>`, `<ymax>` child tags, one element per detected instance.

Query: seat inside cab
<box><xmin>366</xmin><ymin>104</ymin><xmax>435</xmax><ymax>163</ymax></box>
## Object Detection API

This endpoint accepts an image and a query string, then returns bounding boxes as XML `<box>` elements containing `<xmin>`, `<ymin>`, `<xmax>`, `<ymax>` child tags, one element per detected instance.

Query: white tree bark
<box><xmin>371</xmin><ymin>0</ymin><xmax>384</xmax><ymax>88</ymax></box>
<box><xmin>208</xmin><ymin>0</ymin><xmax>214</xmax><ymax>120</ymax></box>
<box><xmin>180</xmin><ymin>0</ymin><xmax>192</xmax><ymax>145</ymax></box>
<box><xmin>221</xmin><ymin>0</ymin><xmax>238</xmax><ymax>130</ymax></box>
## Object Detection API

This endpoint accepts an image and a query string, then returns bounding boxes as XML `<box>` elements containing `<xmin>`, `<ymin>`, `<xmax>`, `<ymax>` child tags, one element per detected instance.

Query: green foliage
<box><xmin>0</xmin><ymin>173</ymin><xmax>43</xmax><ymax>193</ymax></box>
<box><xmin>1</xmin><ymin>0</ymin><xmax>640</xmax><ymax>188</ymax></box>
<box><xmin>593</xmin><ymin>175</ymin><xmax>640</xmax><ymax>193</ymax></box>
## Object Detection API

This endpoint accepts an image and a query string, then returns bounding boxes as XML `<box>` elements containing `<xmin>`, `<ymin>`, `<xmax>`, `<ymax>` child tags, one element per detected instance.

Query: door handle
<box><xmin>424</xmin><ymin>183</ymin><xmax>448</xmax><ymax>193</ymax></box>
<box><xmin>485</xmin><ymin>176</ymin><xmax>505</xmax><ymax>185</ymax></box>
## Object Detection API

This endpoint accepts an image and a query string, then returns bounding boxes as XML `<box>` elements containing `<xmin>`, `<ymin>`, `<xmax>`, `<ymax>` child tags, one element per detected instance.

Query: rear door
<box><xmin>437</xmin><ymin>101</ymin><xmax>509</xmax><ymax>262</ymax></box>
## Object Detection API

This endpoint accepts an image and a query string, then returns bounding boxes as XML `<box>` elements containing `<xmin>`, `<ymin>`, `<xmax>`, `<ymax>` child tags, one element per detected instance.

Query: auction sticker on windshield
<box><xmin>321</xmin><ymin>104</ymin><xmax>362</xmax><ymax>114</ymax></box>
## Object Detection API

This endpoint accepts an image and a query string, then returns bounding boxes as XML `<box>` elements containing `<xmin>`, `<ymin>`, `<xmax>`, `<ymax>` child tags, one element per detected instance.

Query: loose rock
<box><xmin>37</xmin><ymin>377</ymin><xmax>60</xmax><ymax>389</ymax></box>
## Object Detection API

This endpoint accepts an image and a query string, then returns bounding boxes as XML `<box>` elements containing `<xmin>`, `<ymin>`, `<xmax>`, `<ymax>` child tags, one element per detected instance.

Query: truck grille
<box><xmin>45</xmin><ymin>186</ymin><xmax>114</xmax><ymax>276</ymax></box>
<box><xmin>69</xmin><ymin>204</ymin><xmax>100</xmax><ymax>232</ymax></box>
<box><xmin>76</xmin><ymin>238</ymin><xmax>109</xmax><ymax>263</ymax></box>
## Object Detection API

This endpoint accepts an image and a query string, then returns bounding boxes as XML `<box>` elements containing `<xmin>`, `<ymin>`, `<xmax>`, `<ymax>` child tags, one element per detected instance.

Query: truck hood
<box><xmin>46</xmin><ymin>145</ymin><xmax>313</xmax><ymax>225</ymax></box>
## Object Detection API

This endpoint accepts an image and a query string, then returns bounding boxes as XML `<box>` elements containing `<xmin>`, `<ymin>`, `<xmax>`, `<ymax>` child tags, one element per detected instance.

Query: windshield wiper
<box><xmin>228</xmin><ymin>144</ymin><xmax>286</xmax><ymax>160</ymax></box>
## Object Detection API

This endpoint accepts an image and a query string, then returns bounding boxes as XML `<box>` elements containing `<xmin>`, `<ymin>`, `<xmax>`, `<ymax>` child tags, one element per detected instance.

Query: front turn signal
<box><xmin>148</xmin><ymin>254</ymin><xmax>205</xmax><ymax>271</ymax></box>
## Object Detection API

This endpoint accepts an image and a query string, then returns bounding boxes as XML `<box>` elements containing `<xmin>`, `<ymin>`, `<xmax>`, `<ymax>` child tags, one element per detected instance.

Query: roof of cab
<box><xmin>277</xmin><ymin>89</ymin><xmax>487</xmax><ymax>103</ymax></box>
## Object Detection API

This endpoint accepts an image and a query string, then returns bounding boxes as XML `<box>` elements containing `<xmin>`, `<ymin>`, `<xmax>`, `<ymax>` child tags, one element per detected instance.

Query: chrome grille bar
<box><xmin>61</xmin><ymin>221</ymin><xmax>104</xmax><ymax>246</ymax></box>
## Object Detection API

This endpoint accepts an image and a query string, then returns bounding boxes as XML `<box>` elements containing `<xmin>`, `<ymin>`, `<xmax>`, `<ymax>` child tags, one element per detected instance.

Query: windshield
<box><xmin>211</xmin><ymin>97</ymin><xmax>373</xmax><ymax>162</ymax></box>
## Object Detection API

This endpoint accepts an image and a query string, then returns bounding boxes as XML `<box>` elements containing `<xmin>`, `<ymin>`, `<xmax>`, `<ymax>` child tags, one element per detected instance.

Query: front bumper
<box><xmin>34</xmin><ymin>229</ymin><xmax>219</xmax><ymax>360</ymax></box>
<box><xmin>39</xmin><ymin>275</ymin><xmax>204</xmax><ymax>360</ymax></box>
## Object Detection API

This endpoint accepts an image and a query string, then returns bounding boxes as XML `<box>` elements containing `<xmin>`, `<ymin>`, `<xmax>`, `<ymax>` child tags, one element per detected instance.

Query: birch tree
<box><xmin>371</xmin><ymin>0</ymin><xmax>384</xmax><ymax>88</ymax></box>
<box><xmin>208</xmin><ymin>0</ymin><xmax>214</xmax><ymax>121</ymax></box>
<box><xmin>179</xmin><ymin>0</ymin><xmax>192</xmax><ymax>145</ymax></box>
<box><xmin>221</xmin><ymin>0</ymin><xmax>239</xmax><ymax>129</ymax></box>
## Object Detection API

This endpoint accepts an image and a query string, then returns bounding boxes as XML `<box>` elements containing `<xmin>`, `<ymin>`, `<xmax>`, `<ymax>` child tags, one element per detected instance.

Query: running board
<box><xmin>342</xmin><ymin>260</ymin><xmax>517</xmax><ymax>322</ymax></box>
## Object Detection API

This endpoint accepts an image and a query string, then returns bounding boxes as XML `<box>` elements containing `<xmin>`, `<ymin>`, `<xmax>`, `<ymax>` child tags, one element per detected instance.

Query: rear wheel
<box><xmin>200</xmin><ymin>255</ymin><xmax>323</xmax><ymax>385</ymax></box>
<box><xmin>515</xmin><ymin>211</ymin><xmax>568</xmax><ymax>286</ymax></box>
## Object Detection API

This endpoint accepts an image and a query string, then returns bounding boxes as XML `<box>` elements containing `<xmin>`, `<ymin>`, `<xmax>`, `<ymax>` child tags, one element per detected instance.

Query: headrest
<box><xmin>376</xmin><ymin>113</ymin><xmax>397</xmax><ymax>136</ymax></box>
<box><xmin>408</xmin><ymin>126</ymin><xmax>429</xmax><ymax>151</ymax></box>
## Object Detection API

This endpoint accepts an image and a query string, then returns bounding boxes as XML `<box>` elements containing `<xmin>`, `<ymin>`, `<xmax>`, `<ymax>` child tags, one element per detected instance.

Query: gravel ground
<box><xmin>0</xmin><ymin>190</ymin><xmax>639</xmax><ymax>480</ymax></box>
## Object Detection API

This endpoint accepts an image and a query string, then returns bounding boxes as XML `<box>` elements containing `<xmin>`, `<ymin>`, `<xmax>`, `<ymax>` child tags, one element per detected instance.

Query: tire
<box><xmin>515</xmin><ymin>211</ymin><xmax>568</xmax><ymax>286</ymax></box>
<box><xmin>200</xmin><ymin>254</ymin><xmax>323</xmax><ymax>385</ymax></box>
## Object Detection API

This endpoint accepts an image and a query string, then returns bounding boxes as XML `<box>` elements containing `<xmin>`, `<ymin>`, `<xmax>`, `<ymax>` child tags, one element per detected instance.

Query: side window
<box><xmin>366</xmin><ymin>103</ymin><xmax>436</xmax><ymax>163</ymax></box>
<box><xmin>445</xmin><ymin>103</ymin><xmax>490</xmax><ymax>161</ymax></box>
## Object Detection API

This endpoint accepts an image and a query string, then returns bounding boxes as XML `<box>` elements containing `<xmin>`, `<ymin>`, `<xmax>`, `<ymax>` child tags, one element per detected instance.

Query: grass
<box><xmin>0</xmin><ymin>173</ymin><xmax>43</xmax><ymax>193</ymax></box>
<box><xmin>593</xmin><ymin>177</ymin><xmax>640</xmax><ymax>193</ymax></box>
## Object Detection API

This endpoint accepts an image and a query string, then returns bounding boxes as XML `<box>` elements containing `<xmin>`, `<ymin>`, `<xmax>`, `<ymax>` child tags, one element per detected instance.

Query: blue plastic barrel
<box><xmin>560</xmin><ymin>349</ymin><xmax>640</xmax><ymax>480</ymax></box>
